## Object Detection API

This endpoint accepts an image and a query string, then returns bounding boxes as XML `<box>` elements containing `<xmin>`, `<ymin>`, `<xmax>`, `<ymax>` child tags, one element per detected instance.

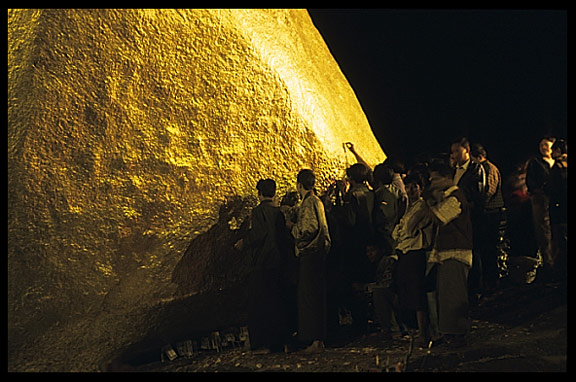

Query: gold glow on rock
<box><xmin>8</xmin><ymin>9</ymin><xmax>385</xmax><ymax>371</ymax></box>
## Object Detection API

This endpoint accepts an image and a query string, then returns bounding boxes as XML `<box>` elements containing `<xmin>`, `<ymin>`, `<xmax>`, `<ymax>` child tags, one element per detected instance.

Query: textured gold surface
<box><xmin>8</xmin><ymin>9</ymin><xmax>385</xmax><ymax>371</ymax></box>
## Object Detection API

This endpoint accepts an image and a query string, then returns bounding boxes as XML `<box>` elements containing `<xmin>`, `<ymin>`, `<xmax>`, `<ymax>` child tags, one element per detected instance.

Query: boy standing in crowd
<box><xmin>288</xmin><ymin>169</ymin><xmax>331</xmax><ymax>353</ymax></box>
<box><xmin>425</xmin><ymin>160</ymin><xmax>474</xmax><ymax>349</ymax></box>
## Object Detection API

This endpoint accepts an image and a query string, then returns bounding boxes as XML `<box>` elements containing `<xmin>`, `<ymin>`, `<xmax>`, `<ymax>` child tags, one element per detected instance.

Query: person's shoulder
<box><xmin>527</xmin><ymin>155</ymin><xmax>544</xmax><ymax>166</ymax></box>
<box><xmin>261</xmin><ymin>202</ymin><xmax>281</xmax><ymax>214</ymax></box>
<box><xmin>310</xmin><ymin>192</ymin><xmax>323</xmax><ymax>204</ymax></box>
<box><xmin>469</xmin><ymin>158</ymin><xmax>484</xmax><ymax>170</ymax></box>
<box><xmin>302</xmin><ymin>192</ymin><xmax>319</xmax><ymax>205</ymax></box>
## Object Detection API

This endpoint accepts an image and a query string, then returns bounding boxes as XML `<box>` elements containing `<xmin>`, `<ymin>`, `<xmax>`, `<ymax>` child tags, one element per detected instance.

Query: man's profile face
<box><xmin>450</xmin><ymin>143</ymin><xmax>469</xmax><ymax>167</ymax></box>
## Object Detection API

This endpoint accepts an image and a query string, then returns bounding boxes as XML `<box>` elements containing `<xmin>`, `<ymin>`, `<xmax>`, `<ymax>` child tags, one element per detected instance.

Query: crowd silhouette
<box><xmin>235</xmin><ymin>135</ymin><xmax>567</xmax><ymax>354</ymax></box>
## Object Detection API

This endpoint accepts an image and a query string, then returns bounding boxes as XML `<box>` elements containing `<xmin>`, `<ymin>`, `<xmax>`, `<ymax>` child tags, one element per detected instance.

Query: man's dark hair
<box><xmin>470</xmin><ymin>143</ymin><xmax>487</xmax><ymax>159</ymax></box>
<box><xmin>346</xmin><ymin>163</ymin><xmax>370</xmax><ymax>183</ymax></box>
<box><xmin>451</xmin><ymin>136</ymin><xmax>471</xmax><ymax>151</ymax></box>
<box><xmin>373</xmin><ymin>163</ymin><xmax>394</xmax><ymax>185</ymax></box>
<box><xmin>404</xmin><ymin>172</ymin><xmax>425</xmax><ymax>189</ymax></box>
<box><xmin>385</xmin><ymin>157</ymin><xmax>406</xmax><ymax>174</ymax></box>
<box><xmin>297</xmin><ymin>169</ymin><xmax>315</xmax><ymax>190</ymax></box>
<box><xmin>256</xmin><ymin>178</ymin><xmax>276</xmax><ymax>198</ymax></box>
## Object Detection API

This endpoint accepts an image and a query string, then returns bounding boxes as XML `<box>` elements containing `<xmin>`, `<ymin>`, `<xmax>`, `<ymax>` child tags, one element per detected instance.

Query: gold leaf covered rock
<box><xmin>8</xmin><ymin>9</ymin><xmax>385</xmax><ymax>371</ymax></box>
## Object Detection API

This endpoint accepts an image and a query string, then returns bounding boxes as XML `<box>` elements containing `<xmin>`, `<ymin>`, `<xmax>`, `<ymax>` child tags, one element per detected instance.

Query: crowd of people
<box><xmin>234</xmin><ymin>135</ymin><xmax>567</xmax><ymax>355</ymax></box>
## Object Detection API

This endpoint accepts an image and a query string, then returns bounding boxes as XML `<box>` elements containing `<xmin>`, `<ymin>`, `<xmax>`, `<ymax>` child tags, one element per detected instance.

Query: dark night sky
<box><xmin>308</xmin><ymin>9</ymin><xmax>567</xmax><ymax>175</ymax></box>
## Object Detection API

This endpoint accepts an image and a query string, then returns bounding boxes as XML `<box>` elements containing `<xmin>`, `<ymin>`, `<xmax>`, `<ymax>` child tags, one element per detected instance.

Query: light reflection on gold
<box><xmin>8</xmin><ymin>9</ymin><xmax>385</xmax><ymax>371</ymax></box>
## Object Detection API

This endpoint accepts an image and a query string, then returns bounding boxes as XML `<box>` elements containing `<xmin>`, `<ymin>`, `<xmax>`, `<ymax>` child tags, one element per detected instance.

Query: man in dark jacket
<box><xmin>234</xmin><ymin>179</ymin><xmax>293</xmax><ymax>353</ymax></box>
<box><xmin>546</xmin><ymin>138</ymin><xmax>567</xmax><ymax>280</ymax></box>
<box><xmin>526</xmin><ymin>136</ymin><xmax>556</xmax><ymax>271</ymax></box>
<box><xmin>450</xmin><ymin>137</ymin><xmax>486</xmax><ymax>218</ymax></box>
<box><xmin>449</xmin><ymin>137</ymin><xmax>486</xmax><ymax>301</ymax></box>
<box><xmin>338</xmin><ymin>163</ymin><xmax>375</xmax><ymax>335</ymax></box>
<box><xmin>425</xmin><ymin>160</ymin><xmax>474</xmax><ymax>348</ymax></box>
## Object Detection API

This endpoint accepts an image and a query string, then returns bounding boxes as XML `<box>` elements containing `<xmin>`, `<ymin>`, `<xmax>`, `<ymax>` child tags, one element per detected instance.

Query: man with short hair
<box><xmin>234</xmin><ymin>178</ymin><xmax>293</xmax><ymax>354</ymax></box>
<box><xmin>449</xmin><ymin>137</ymin><xmax>486</xmax><ymax>301</ymax></box>
<box><xmin>288</xmin><ymin>169</ymin><xmax>331</xmax><ymax>353</ymax></box>
<box><xmin>338</xmin><ymin>162</ymin><xmax>375</xmax><ymax>335</ymax></box>
<box><xmin>425</xmin><ymin>160</ymin><xmax>474</xmax><ymax>348</ymax></box>
<box><xmin>470</xmin><ymin>143</ymin><xmax>505</xmax><ymax>291</ymax></box>
<box><xmin>450</xmin><ymin>137</ymin><xmax>486</xmax><ymax>215</ymax></box>
<box><xmin>526</xmin><ymin>136</ymin><xmax>556</xmax><ymax>272</ymax></box>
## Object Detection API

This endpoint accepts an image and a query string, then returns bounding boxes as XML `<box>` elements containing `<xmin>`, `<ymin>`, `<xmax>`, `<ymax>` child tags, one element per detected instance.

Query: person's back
<box><xmin>372</xmin><ymin>163</ymin><xmax>401</xmax><ymax>255</ymax></box>
<box><xmin>373</xmin><ymin>185</ymin><xmax>400</xmax><ymax>232</ymax></box>
<box><xmin>293</xmin><ymin>190</ymin><xmax>331</xmax><ymax>257</ymax></box>
<box><xmin>471</xmin><ymin>145</ymin><xmax>504</xmax><ymax>212</ymax></box>
<box><xmin>248</xmin><ymin>200</ymin><xmax>289</xmax><ymax>269</ymax></box>
<box><xmin>341</xmin><ymin>163</ymin><xmax>374</xmax><ymax>283</ymax></box>
<box><xmin>348</xmin><ymin>182</ymin><xmax>375</xmax><ymax>240</ymax></box>
<box><xmin>236</xmin><ymin>178</ymin><xmax>292</xmax><ymax>353</ymax></box>
<box><xmin>346</xmin><ymin>163</ymin><xmax>375</xmax><ymax>224</ymax></box>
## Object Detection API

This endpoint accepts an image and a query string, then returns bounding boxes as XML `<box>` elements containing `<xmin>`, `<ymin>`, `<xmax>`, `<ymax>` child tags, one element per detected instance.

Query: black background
<box><xmin>308</xmin><ymin>9</ymin><xmax>567</xmax><ymax>175</ymax></box>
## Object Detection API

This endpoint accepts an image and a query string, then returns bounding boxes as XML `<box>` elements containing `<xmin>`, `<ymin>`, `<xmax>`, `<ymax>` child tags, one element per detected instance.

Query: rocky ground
<box><xmin>128</xmin><ymin>276</ymin><xmax>567</xmax><ymax>373</ymax></box>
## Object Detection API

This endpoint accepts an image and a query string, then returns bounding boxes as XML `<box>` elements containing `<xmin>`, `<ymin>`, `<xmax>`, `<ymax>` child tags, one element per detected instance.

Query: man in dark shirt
<box><xmin>234</xmin><ymin>179</ymin><xmax>293</xmax><ymax>354</ymax></box>
<box><xmin>526</xmin><ymin>136</ymin><xmax>555</xmax><ymax>271</ymax></box>
<box><xmin>425</xmin><ymin>160</ymin><xmax>474</xmax><ymax>348</ymax></box>
<box><xmin>547</xmin><ymin>139</ymin><xmax>567</xmax><ymax>281</ymax></box>
<box><xmin>450</xmin><ymin>137</ymin><xmax>486</xmax><ymax>218</ymax></box>
<box><xmin>449</xmin><ymin>137</ymin><xmax>486</xmax><ymax>301</ymax></box>
<box><xmin>338</xmin><ymin>163</ymin><xmax>375</xmax><ymax>336</ymax></box>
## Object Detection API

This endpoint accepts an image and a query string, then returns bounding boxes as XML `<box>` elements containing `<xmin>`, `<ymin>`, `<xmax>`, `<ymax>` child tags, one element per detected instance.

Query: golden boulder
<box><xmin>8</xmin><ymin>9</ymin><xmax>385</xmax><ymax>371</ymax></box>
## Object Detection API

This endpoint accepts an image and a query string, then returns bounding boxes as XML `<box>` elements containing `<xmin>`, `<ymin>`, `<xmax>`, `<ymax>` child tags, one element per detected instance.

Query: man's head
<box><xmin>346</xmin><ymin>163</ymin><xmax>370</xmax><ymax>185</ymax></box>
<box><xmin>450</xmin><ymin>137</ymin><xmax>471</xmax><ymax>167</ymax></box>
<box><xmin>296</xmin><ymin>169</ymin><xmax>315</xmax><ymax>195</ymax></box>
<box><xmin>470</xmin><ymin>143</ymin><xmax>487</xmax><ymax>163</ymax></box>
<box><xmin>372</xmin><ymin>163</ymin><xmax>394</xmax><ymax>186</ymax></box>
<box><xmin>539</xmin><ymin>136</ymin><xmax>556</xmax><ymax>158</ymax></box>
<box><xmin>256</xmin><ymin>178</ymin><xmax>276</xmax><ymax>199</ymax></box>
<box><xmin>404</xmin><ymin>173</ymin><xmax>425</xmax><ymax>202</ymax></box>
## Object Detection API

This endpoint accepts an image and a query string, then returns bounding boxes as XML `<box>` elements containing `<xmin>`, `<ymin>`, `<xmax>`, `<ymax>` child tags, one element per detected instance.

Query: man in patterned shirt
<box><xmin>471</xmin><ymin>143</ymin><xmax>505</xmax><ymax>292</ymax></box>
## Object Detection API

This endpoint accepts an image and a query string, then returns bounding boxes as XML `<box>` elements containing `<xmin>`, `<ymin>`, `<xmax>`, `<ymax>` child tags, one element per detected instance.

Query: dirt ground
<box><xmin>131</xmin><ymin>276</ymin><xmax>566</xmax><ymax>373</ymax></box>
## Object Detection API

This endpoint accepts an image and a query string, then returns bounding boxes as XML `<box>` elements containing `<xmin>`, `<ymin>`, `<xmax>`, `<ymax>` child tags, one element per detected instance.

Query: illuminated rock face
<box><xmin>8</xmin><ymin>9</ymin><xmax>386</xmax><ymax>371</ymax></box>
